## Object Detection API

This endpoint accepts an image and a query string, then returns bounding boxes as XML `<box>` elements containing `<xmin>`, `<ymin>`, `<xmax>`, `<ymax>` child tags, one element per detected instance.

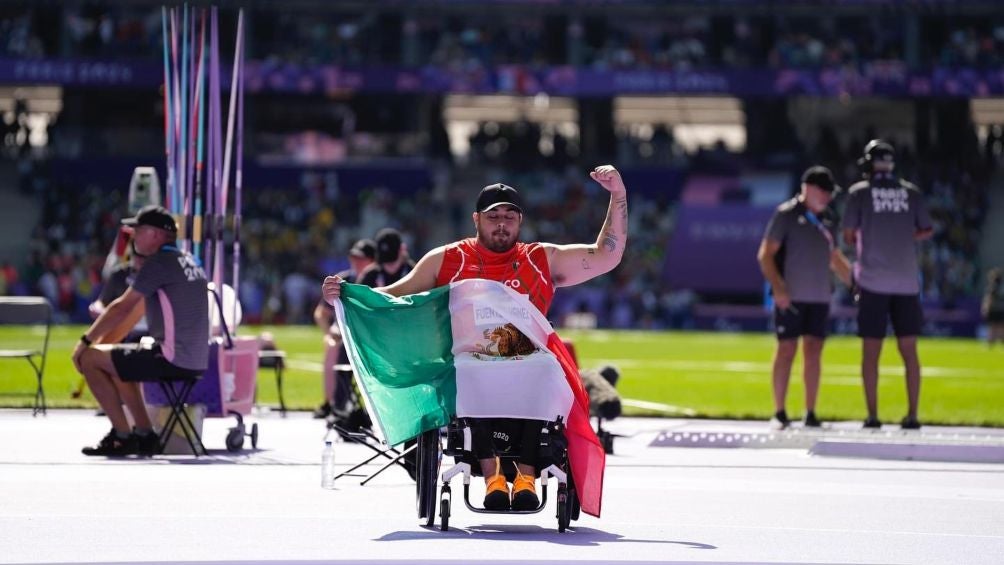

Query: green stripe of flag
<box><xmin>337</xmin><ymin>283</ymin><xmax>457</xmax><ymax>445</ymax></box>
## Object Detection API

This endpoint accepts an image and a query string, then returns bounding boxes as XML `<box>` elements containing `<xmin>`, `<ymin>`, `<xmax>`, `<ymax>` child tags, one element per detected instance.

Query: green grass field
<box><xmin>2</xmin><ymin>325</ymin><xmax>1002</xmax><ymax>426</ymax></box>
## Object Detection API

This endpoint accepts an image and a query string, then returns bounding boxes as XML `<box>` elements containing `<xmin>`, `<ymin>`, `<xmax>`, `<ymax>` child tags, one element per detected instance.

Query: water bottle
<box><xmin>321</xmin><ymin>440</ymin><xmax>335</xmax><ymax>489</ymax></box>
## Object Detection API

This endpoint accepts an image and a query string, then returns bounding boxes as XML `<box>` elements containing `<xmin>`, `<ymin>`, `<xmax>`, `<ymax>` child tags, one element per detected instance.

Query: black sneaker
<box><xmin>82</xmin><ymin>429</ymin><xmax>138</xmax><ymax>456</ymax></box>
<box><xmin>803</xmin><ymin>411</ymin><xmax>822</xmax><ymax>428</ymax></box>
<box><xmin>769</xmin><ymin>410</ymin><xmax>790</xmax><ymax>430</ymax></box>
<box><xmin>863</xmin><ymin>416</ymin><xmax>882</xmax><ymax>429</ymax></box>
<box><xmin>312</xmin><ymin>402</ymin><xmax>332</xmax><ymax>419</ymax></box>
<box><xmin>135</xmin><ymin>431</ymin><xmax>161</xmax><ymax>456</ymax></box>
<box><xmin>511</xmin><ymin>469</ymin><xmax>540</xmax><ymax>511</ymax></box>
<box><xmin>900</xmin><ymin>415</ymin><xmax>922</xmax><ymax>430</ymax></box>
<box><xmin>483</xmin><ymin>472</ymin><xmax>511</xmax><ymax>511</ymax></box>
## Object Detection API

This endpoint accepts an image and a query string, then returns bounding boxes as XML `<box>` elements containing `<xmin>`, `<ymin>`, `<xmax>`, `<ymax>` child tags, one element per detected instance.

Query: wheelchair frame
<box><xmin>414</xmin><ymin>416</ymin><xmax>582</xmax><ymax>532</ymax></box>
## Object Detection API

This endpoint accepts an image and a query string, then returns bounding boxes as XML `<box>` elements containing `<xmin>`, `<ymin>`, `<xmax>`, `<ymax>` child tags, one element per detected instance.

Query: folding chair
<box><xmin>0</xmin><ymin>297</ymin><xmax>52</xmax><ymax>416</ymax></box>
<box><xmin>329</xmin><ymin>363</ymin><xmax>417</xmax><ymax>485</ymax></box>
<box><xmin>150</xmin><ymin>370</ymin><xmax>207</xmax><ymax>456</ymax></box>
<box><xmin>143</xmin><ymin>283</ymin><xmax>233</xmax><ymax>456</ymax></box>
<box><xmin>258</xmin><ymin>349</ymin><xmax>287</xmax><ymax>414</ymax></box>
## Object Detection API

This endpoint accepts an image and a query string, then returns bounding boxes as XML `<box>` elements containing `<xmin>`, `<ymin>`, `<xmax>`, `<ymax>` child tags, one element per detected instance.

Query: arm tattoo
<box><xmin>602</xmin><ymin>232</ymin><xmax>618</xmax><ymax>253</ymax></box>
<box><xmin>581</xmin><ymin>258</ymin><xmax>591</xmax><ymax>270</ymax></box>
<box><xmin>616</xmin><ymin>197</ymin><xmax>627</xmax><ymax>216</ymax></box>
<box><xmin>616</xmin><ymin>197</ymin><xmax>628</xmax><ymax>234</ymax></box>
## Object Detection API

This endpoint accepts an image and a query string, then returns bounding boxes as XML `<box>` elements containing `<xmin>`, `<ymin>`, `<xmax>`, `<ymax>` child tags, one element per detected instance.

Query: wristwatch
<box><xmin>80</xmin><ymin>334</ymin><xmax>93</xmax><ymax>346</ymax></box>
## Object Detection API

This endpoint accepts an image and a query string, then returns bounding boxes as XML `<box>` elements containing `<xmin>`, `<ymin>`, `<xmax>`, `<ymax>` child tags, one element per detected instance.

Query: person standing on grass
<box><xmin>758</xmin><ymin>166</ymin><xmax>852</xmax><ymax>429</ymax></box>
<box><xmin>981</xmin><ymin>267</ymin><xmax>1004</xmax><ymax>347</ymax></box>
<box><xmin>842</xmin><ymin>140</ymin><xmax>933</xmax><ymax>430</ymax></box>
<box><xmin>311</xmin><ymin>238</ymin><xmax>376</xmax><ymax>419</ymax></box>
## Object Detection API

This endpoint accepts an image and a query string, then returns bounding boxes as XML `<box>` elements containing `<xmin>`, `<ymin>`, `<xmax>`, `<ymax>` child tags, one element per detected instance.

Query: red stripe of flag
<box><xmin>546</xmin><ymin>332</ymin><xmax>604</xmax><ymax>517</ymax></box>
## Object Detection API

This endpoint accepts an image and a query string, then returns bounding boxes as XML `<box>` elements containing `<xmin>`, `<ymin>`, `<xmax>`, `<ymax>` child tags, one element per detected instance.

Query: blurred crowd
<box><xmin>2</xmin><ymin>4</ymin><xmax>1002</xmax><ymax>328</ymax></box>
<box><xmin>6</xmin><ymin>116</ymin><xmax>998</xmax><ymax>328</ymax></box>
<box><xmin>3</xmin><ymin>7</ymin><xmax>1004</xmax><ymax>71</ymax></box>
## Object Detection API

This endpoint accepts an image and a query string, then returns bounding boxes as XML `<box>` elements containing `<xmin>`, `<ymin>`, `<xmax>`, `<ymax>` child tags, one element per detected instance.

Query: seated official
<box><xmin>72</xmin><ymin>206</ymin><xmax>209</xmax><ymax>456</ymax></box>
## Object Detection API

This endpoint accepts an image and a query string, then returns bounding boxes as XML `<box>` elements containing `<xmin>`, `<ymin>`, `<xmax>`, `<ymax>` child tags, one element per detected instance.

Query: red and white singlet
<box><xmin>435</xmin><ymin>238</ymin><xmax>554</xmax><ymax>315</ymax></box>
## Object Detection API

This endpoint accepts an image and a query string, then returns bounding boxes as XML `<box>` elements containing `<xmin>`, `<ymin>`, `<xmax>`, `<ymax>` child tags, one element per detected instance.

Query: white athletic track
<box><xmin>2</xmin><ymin>410</ymin><xmax>1003</xmax><ymax>565</ymax></box>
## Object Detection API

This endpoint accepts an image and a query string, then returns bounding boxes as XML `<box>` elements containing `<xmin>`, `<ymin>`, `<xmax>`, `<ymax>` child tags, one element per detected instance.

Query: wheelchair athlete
<box><xmin>323</xmin><ymin>166</ymin><xmax>627</xmax><ymax>509</ymax></box>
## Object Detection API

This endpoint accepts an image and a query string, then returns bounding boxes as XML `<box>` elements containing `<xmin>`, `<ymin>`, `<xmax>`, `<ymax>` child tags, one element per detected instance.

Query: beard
<box><xmin>477</xmin><ymin>225</ymin><xmax>519</xmax><ymax>253</ymax></box>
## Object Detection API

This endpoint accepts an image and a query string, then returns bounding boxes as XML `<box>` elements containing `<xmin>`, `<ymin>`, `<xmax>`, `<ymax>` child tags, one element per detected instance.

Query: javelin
<box><xmin>177</xmin><ymin>3</ymin><xmax>189</xmax><ymax>221</ymax></box>
<box><xmin>192</xmin><ymin>8</ymin><xmax>207</xmax><ymax>263</ymax></box>
<box><xmin>215</xmin><ymin>8</ymin><xmax>243</xmax><ymax>291</ymax></box>
<box><xmin>232</xmin><ymin>8</ymin><xmax>245</xmax><ymax>334</ymax></box>
<box><xmin>160</xmin><ymin>7</ymin><xmax>175</xmax><ymax>221</ymax></box>
<box><xmin>204</xmin><ymin>6</ymin><xmax>220</xmax><ymax>281</ymax></box>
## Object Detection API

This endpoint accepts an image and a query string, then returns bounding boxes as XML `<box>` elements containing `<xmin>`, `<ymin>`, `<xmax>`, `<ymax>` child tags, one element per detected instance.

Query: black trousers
<box><xmin>469</xmin><ymin>417</ymin><xmax>544</xmax><ymax>469</ymax></box>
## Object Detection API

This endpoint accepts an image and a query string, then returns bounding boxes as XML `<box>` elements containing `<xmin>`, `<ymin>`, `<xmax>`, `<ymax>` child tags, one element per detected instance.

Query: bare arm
<box><xmin>99</xmin><ymin>300</ymin><xmax>145</xmax><ymax>344</ymax></box>
<box><xmin>321</xmin><ymin>247</ymin><xmax>446</xmax><ymax>304</ymax></box>
<box><xmin>85</xmin><ymin>288</ymin><xmax>145</xmax><ymax>344</ymax></box>
<box><xmin>829</xmin><ymin>248</ymin><xmax>853</xmax><ymax>288</ymax></box>
<box><xmin>72</xmin><ymin>288</ymin><xmax>144</xmax><ymax>372</ymax></box>
<box><xmin>756</xmin><ymin>238</ymin><xmax>790</xmax><ymax>309</ymax></box>
<box><xmin>379</xmin><ymin>247</ymin><xmax>445</xmax><ymax>296</ymax></box>
<box><xmin>547</xmin><ymin>165</ymin><xmax>628</xmax><ymax>288</ymax></box>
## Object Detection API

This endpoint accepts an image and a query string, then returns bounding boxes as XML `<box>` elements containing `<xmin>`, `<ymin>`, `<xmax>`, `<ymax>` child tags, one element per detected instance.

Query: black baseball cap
<box><xmin>121</xmin><ymin>205</ymin><xmax>178</xmax><ymax>233</ymax></box>
<box><xmin>863</xmin><ymin>139</ymin><xmax>895</xmax><ymax>163</ymax></box>
<box><xmin>476</xmin><ymin>183</ymin><xmax>523</xmax><ymax>213</ymax></box>
<box><xmin>375</xmin><ymin>228</ymin><xmax>402</xmax><ymax>264</ymax></box>
<box><xmin>801</xmin><ymin>166</ymin><xmax>840</xmax><ymax>194</ymax></box>
<box><xmin>348</xmin><ymin>238</ymin><xmax>376</xmax><ymax>260</ymax></box>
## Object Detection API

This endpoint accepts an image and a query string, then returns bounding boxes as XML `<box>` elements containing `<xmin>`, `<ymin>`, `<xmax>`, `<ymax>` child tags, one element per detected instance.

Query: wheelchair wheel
<box><xmin>225</xmin><ymin>427</ymin><xmax>244</xmax><ymax>452</ymax></box>
<box><xmin>439</xmin><ymin>485</ymin><xmax>451</xmax><ymax>532</ymax></box>
<box><xmin>415</xmin><ymin>429</ymin><xmax>440</xmax><ymax>527</ymax></box>
<box><xmin>250</xmin><ymin>423</ymin><xmax>259</xmax><ymax>449</ymax></box>
<box><xmin>566</xmin><ymin>471</ymin><xmax>580</xmax><ymax>522</ymax></box>
<box><xmin>557</xmin><ymin>483</ymin><xmax>569</xmax><ymax>532</ymax></box>
<box><xmin>569</xmin><ymin>484</ymin><xmax>581</xmax><ymax>521</ymax></box>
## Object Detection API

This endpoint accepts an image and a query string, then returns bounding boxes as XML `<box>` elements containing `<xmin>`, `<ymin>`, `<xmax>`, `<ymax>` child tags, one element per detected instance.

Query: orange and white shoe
<box><xmin>511</xmin><ymin>464</ymin><xmax>539</xmax><ymax>511</ymax></box>
<box><xmin>483</xmin><ymin>457</ymin><xmax>510</xmax><ymax>510</ymax></box>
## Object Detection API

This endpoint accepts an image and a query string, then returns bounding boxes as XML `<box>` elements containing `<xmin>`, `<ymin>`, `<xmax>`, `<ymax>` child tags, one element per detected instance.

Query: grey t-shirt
<box><xmin>764</xmin><ymin>197</ymin><xmax>838</xmax><ymax>304</ymax></box>
<box><xmin>131</xmin><ymin>248</ymin><xmax>209</xmax><ymax>370</ymax></box>
<box><xmin>842</xmin><ymin>175</ymin><xmax>932</xmax><ymax>295</ymax></box>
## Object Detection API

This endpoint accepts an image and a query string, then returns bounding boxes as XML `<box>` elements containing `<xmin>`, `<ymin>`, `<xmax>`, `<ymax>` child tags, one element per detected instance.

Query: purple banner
<box><xmin>664</xmin><ymin>205</ymin><xmax>773</xmax><ymax>294</ymax></box>
<box><xmin>3</xmin><ymin>57</ymin><xmax>1004</xmax><ymax>97</ymax></box>
<box><xmin>0</xmin><ymin>58</ymin><xmax>162</xmax><ymax>87</ymax></box>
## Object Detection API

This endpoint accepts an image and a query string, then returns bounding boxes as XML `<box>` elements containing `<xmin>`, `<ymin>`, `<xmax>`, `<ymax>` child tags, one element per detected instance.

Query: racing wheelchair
<box><xmin>413</xmin><ymin>416</ymin><xmax>581</xmax><ymax>532</ymax></box>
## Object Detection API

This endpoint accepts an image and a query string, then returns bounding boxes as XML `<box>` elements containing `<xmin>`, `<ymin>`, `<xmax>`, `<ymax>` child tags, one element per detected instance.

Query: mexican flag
<box><xmin>333</xmin><ymin>278</ymin><xmax>605</xmax><ymax>517</ymax></box>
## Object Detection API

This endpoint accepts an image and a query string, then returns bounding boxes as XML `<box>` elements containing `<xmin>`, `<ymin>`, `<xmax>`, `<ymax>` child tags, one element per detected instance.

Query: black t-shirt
<box><xmin>98</xmin><ymin>263</ymin><xmax>134</xmax><ymax>305</ymax></box>
<box><xmin>357</xmin><ymin>260</ymin><xmax>415</xmax><ymax>289</ymax></box>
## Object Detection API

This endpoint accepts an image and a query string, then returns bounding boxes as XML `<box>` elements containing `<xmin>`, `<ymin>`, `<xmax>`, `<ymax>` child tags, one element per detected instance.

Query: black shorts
<box><xmin>110</xmin><ymin>343</ymin><xmax>204</xmax><ymax>382</ymax></box>
<box><xmin>774</xmin><ymin>302</ymin><xmax>829</xmax><ymax>340</ymax></box>
<box><xmin>857</xmin><ymin>289</ymin><xmax>923</xmax><ymax>338</ymax></box>
<box><xmin>987</xmin><ymin>310</ymin><xmax>1004</xmax><ymax>324</ymax></box>
<box><xmin>469</xmin><ymin>418</ymin><xmax>544</xmax><ymax>468</ymax></box>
